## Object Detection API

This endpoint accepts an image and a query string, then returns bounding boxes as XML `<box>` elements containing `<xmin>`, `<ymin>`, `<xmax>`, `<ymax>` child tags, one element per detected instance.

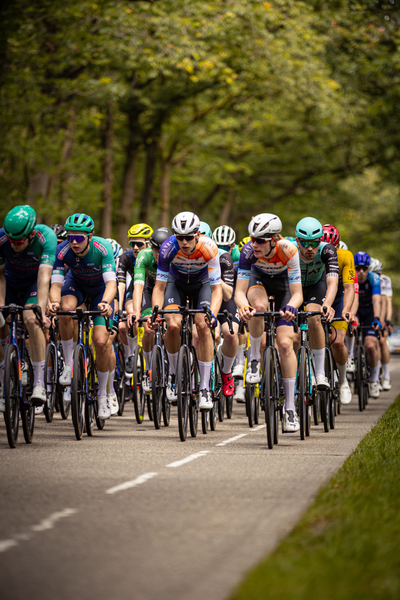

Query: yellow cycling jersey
<box><xmin>337</xmin><ymin>248</ymin><xmax>355</xmax><ymax>292</ymax></box>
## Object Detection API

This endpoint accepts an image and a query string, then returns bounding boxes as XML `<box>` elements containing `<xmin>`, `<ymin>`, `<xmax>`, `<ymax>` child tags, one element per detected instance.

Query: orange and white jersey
<box><xmin>238</xmin><ymin>239</ymin><xmax>301</xmax><ymax>285</ymax></box>
<box><xmin>156</xmin><ymin>235</ymin><xmax>221</xmax><ymax>285</ymax></box>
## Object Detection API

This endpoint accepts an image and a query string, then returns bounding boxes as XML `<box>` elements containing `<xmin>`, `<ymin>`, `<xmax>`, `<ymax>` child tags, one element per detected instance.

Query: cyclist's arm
<box><xmin>385</xmin><ymin>296</ymin><xmax>393</xmax><ymax>323</ymax></box>
<box><xmin>36</xmin><ymin>265</ymin><xmax>52</xmax><ymax>316</ymax></box>
<box><xmin>152</xmin><ymin>280</ymin><xmax>166</xmax><ymax>310</ymax></box>
<box><xmin>287</xmin><ymin>281</ymin><xmax>303</xmax><ymax>310</ymax></box>
<box><xmin>342</xmin><ymin>282</ymin><xmax>355</xmax><ymax>319</ymax></box>
<box><xmin>210</xmin><ymin>283</ymin><xmax>223</xmax><ymax>318</ymax></box>
<box><xmin>118</xmin><ymin>281</ymin><xmax>126</xmax><ymax>307</ymax></box>
<box><xmin>372</xmin><ymin>293</ymin><xmax>381</xmax><ymax>321</ymax></box>
<box><xmin>101</xmin><ymin>279</ymin><xmax>118</xmax><ymax>305</ymax></box>
<box><xmin>131</xmin><ymin>282</ymin><xmax>144</xmax><ymax>316</ymax></box>
<box><xmin>324</xmin><ymin>275</ymin><xmax>339</xmax><ymax>308</ymax></box>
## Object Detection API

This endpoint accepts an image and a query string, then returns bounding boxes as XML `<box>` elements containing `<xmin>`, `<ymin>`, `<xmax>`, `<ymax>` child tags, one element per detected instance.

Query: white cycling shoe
<box><xmin>98</xmin><ymin>396</ymin><xmax>111</xmax><ymax>419</ymax></box>
<box><xmin>283</xmin><ymin>410</ymin><xmax>300</xmax><ymax>433</ymax></box>
<box><xmin>382</xmin><ymin>379</ymin><xmax>391</xmax><ymax>391</ymax></box>
<box><xmin>59</xmin><ymin>365</ymin><xmax>72</xmax><ymax>386</ymax></box>
<box><xmin>246</xmin><ymin>360</ymin><xmax>261</xmax><ymax>384</ymax></box>
<box><xmin>31</xmin><ymin>385</ymin><xmax>46</xmax><ymax>406</ymax></box>
<box><xmin>369</xmin><ymin>381</ymin><xmax>380</xmax><ymax>399</ymax></box>
<box><xmin>316</xmin><ymin>374</ymin><xmax>329</xmax><ymax>390</ymax></box>
<box><xmin>346</xmin><ymin>357</ymin><xmax>356</xmax><ymax>373</ymax></box>
<box><xmin>234</xmin><ymin>384</ymin><xmax>246</xmax><ymax>403</ymax></box>
<box><xmin>339</xmin><ymin>380</ymin><xmax>352</xmax><ymax>405</ymax></box>
<box><xmin>199</xmin><ymin>389</ymin><xmax>213</xmax><ymax>410</ymax></box>
<box><xmin>108</xmin><ymin>392</ymin><xmax>119</xmax><ymax>416</ymax></box>
<box><xmin>232</xmin><ymin>364</ymin><xmax>245</xmax><ymax>378</ymax></box>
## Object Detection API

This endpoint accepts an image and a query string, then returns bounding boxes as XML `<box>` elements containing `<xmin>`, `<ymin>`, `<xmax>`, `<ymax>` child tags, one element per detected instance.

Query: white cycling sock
<box><xmin>345</xmin><ymin>335</ymin><xmax>355</xmax><ymax>358</ymax></box>
<box><xmin>123</xmin><ymin>343</ymin><xmax>130</xmax><ymax>359</ymax></box>
<box><xmin>167</xmin><ymin>351</ymin><xmax>178</xmax><ymax>375</ymax></box>
<box><xmin>369</xmin><ymin>365</ymin><xmax>380</xmax><ymax>383</ymax></box>
<box><xmin>143</xmin><ymin>350</ymin><xmax>152</xmax><ymax>370</ymax></box>
<box><xmin>98</xmin><ymin>371</ymin><xmax>109</xmax><ymax>397</ymax></box>
<box><xmin>236</xmin><ymin>344</ymin><xmax>246</xmax><ymax>366</ymax></box>
<box><xmin>337</xmin><ymin>362</ymin><xmax>347</xmax><ymax>385</ymax></box>
<box><xmin>32</xmin><ymin>361</ymin><xmax>45</xmax><ymax>388</ymax></box>
<box><xmin>283</xmin><ymin>377</ymin><xmax>296</xmax><ymax>412</ymax></box>
<box><xmin>222</xmin><ymin>352</ymin><xmax>235</xmax><ymax>374</ymax></box>
<box><xmin>107</xmin><ymin>370</ymin><xmax>115</xmax><ymax>393</ymax></box>
<box><xmin>249</xmin><ymin>335</ymin><xmax>262</xmax><ymax>362</ymax></box>
<box><xmin>62</xmin><ymin>338</ymin><xmax>74</xmax><ymax>367</ymax></box>
<box><xmin>199</xmin><ymin>360</ymin><xmax>212</xmax><ymax>391</ymax></box>
<box><xmin>127</xmin><ymin>335</ymin><xmax>137</xmax><ymax>355</ymax></box>
<box><xmin>312</xmin><ymin>348</ymin><xmax>325</xmax><ymax>377</ymax></box>
<box><xmin>383</xmin><ymin>363</ymin><xmax>390</xmax><ymax>380</ymax></box>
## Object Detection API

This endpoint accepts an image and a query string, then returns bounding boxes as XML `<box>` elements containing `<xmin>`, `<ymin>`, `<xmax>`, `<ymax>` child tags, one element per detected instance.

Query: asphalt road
<box><xmin>1</xmin><ymin>357</ymin><xmax>399</xmax><ymax>600</ymax></box>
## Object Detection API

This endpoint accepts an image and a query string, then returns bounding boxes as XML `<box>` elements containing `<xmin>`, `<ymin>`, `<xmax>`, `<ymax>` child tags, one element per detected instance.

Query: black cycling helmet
<box><xmin>150</xmin><ymin>227</ymin><xmax>173</xmax><ymax>249</ymax></box>
<box><xmin>51</xmin><ymin>224</ymin><xmax>67</xmax><ymax>240</ymax></box>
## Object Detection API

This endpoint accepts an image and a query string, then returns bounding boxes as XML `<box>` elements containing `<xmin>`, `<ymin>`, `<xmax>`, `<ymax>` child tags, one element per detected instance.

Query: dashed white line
<box><xmin>31</xmin><ymin>508</ymin><xmax>78</xmax><ymax>532</ymax></box>
<box><xmin>166</xmin><ymin>451</ymin><xmax>210</xmax><ymax>468</ymax></box>
<box><xmin>252</xmin><ymin>425</ymin><xmax>265</xmax><ymax>431</ymax></box>
<box><xmin>106</xmin><ymin>472</ymin><xmax>158</xmax><ymax>495</ymax></box>
<box><xmin>216</xmin><ymin>434</ymin><xmax>248</xmax><ymax>447</ymax></box>
<box><xmin>0</xmin><ymin>539</ymin><xmax>19</xmax><ymax>553</ymax></box>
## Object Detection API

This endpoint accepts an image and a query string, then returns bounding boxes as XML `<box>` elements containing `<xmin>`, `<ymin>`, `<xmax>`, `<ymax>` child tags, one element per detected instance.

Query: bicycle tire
<box><xmin>226</xmin><ymin>393</ymin><xmax>233</xmax><ymax>419</ymax></box>
<box><xmin>71</xmin><ymin>345</ymin><xmax>86</xmax><ymax>440</ymax></box>
<box><xmin>162</xmin><ymin>355</ymin><xmax>170</xmax><ymax>427</ymax></box>
<box><xmin>254</xmin><ymin>386</ymin><xmax>260</xmax><ymax>425</ymax></box>
<box><xmin>21</xmin><ymin>351</ymin><xmax>35</xmax><ymax>444</ymax></box>
<box><xmin>210</xmin><ymin>355</ymin><xmax>220</xmax><ymax>431</ymax></box>
<box><xmin>263</xmin><ymin>348</ymin><xmax>275</xmax><ymax>449</ymax></box>
<box><xmin>304</xmin><ymin>351</ymin><xmax>312</xmax><ymax>437</ymax></box>
<box><xmin>245</xmin><ymin>382</ymin><xmax>255</xmax><ymax>428</ymax></box>
<box><xmin>189</xmin><ymin>349</ymin><xmax>199</xmax><ymax>437</ymax></box>
<box><xmin>85</xmin><ymin>349</ymin><xmax>96</xmax><ymax>436</ymax></box>
<box><xmin>297</xmin><ymin>347</ymin><xmax>307</xmax><ymax>440</ymax></box>
<box><xmin>320</xmin><ymin>390</ymin><xmax>329</xmax><ymax>432</ymax></box>
<box><xmin>4</xmin><ymin>344</ymin><xmax>20</xmax><ymax>448</ymax></box>
<box><xmin>44</xmin><ymin>343</ymin><xmax>57</xmax><ymax>423</ymax></box>
<box><xmin>116</xmin><ymin>344</ymin><xmax>126</xmax><ymax>416</ymax></box>
<box><xmin>177</xmin><ymin>345</ymin><xmax>190</xmax><ymax>441</ymax></box>
<box><xmin>356</xmin><ymin>345</ymin><xmax>365</xmax><ymax>412</ymax></box>
<box><xmin>133</xmin><ymin>346</ymin><xmax>146</xmax><ymax>424</ymax></box>
<box><xmin>326</xmin><ymin>349</ymin><xmax>335</xmax><ymax>430</ymax></box>
<box><xmin>151</xmin><ymin>345</ymin><xmax>163</xmax><ymax>429</ymax></box>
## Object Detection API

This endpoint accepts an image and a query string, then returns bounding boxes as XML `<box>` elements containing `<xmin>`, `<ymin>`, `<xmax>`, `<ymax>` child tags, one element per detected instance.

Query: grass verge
<box><xmin>231</xmin><ymin>395</ymin><xmax>400</xmax><ymax>600</ymax></box>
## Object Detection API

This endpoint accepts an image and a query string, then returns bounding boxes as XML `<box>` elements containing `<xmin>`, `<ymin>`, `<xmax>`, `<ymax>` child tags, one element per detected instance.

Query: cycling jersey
<box><xmin>134</xmin><ymin>247</ymin><xmax>157</xmax><ymax>286</ymax></box>
<box><xmin>380</xmin><ymin>274</ymin><xmax>392</xmax><ymax>297</ymax></box>
<box><xmin>237</xmin><ymin>239</ymin><xmax>301</xmax><ymax>285</ymax></box>
<box><xmin>293</xmin><ymin>241</ymin><xmax>339</xmax><ymax>287</ymax></box>
<box><xmin>117</xmin><ymin>250</ymin><xmax>136</xmax><ymax>285</ymax></box>
<box><xmin>231</xmin><ymin>245</ymin><xmax>240</xmax><ymax>265</ymax></box>
<box><xmin>358</xmin><ymin>271</ymin><xmax>381</xmax><ymax>309</ymax></box>
<box><xmin>354</xmin><ymin>270</ymin><xmax>359</xmax><ymax>295</ymax></box>
<box><xmin>0</xmin><ymin>224</ymin><xmax>57</xmax><ymax>282</ymax></box>
<box><xmin>336</xmin><ymin>248</ymin><xmax>355</xmax><ymax>295</ymax></box>
<box><xmin>157</xmin><ymin>235</ymin><xmax>221</xmax><ymax>285</ymax></box>
<box><xmin>219</xmin><ymin>250</ymin><xmax>235</xmax><ymax>288</ymax></box>
<box><xmin>51</xmin><ymin>237</ymin><xmax>116</xmax><ymax>287</ymax></box>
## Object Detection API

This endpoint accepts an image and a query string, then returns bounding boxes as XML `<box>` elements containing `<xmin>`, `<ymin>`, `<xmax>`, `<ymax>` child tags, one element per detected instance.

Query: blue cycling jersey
<box><xmin>358</xmin><ymin>271</ymin><xmax>381</xmax><ymax>309</ymax></box>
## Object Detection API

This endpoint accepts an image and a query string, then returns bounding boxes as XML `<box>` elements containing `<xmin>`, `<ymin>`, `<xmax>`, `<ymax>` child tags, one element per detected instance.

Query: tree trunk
<box><xmin>100</xmin><ymin>105</ymin><xmax>114</xmax><ymax>238</ymax></box>
<box><xmin>116</xmin><ymin>111</ymin><xmax>140</xmax><ymax>245</ymax></box>
<box><xmin>139</xmin><ymin>138</ymin><xmax>158</xmax><ymax>222</ymax></box>
<box><xmin>219</xmin><ymin>188</ymin><xmax>234</xmax><ymax>225</ymax></box>
<box><xmin>159</xmin><ymin>158</ymin><xmax>171</xmax><ymax>228</ymax></box>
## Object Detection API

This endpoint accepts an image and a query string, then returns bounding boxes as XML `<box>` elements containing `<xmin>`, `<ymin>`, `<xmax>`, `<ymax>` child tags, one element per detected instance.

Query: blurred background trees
<box><xmin>1</xmin><ymin>0</ymin><xmax>399</xmax><ymax>312</ymax></box>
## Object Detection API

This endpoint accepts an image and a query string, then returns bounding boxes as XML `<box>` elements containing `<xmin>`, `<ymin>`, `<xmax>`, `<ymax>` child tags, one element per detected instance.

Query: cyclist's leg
<box><xmin>246</xmin><ymin>274</ymin><xmax>269</xmax><ymax>382</ymax></box>
<box><xmin>163</xmin><ymin>277</ymin><xmax>185</xmax><ymax>400</ymax></box>
<box><xmin>58</xmin><ymin>274</ymin><xmax>83</xmax><ymax>385</ymax></box>
<box><xmin>303</xmin><ymin>279</ymin><xmax>327</xmax><ymax>388</ymax></box>
<box><xmin>219</xmin><ymin>298</ymin><xmax>239</xmax><ymax>396</ymax></box>
<box><xmin>380</xmin><ymin>328</ymin><xmax>391</xmax><ymax>389</ymax></box>
<box><xmin>330</xmin><ymin>296</ymin><xmax>352</xmax><ymax>404</ymax></box>
<box><xmin>22</xmin><ymin>280</ymin><xmax>47</xmax><ymax>403</ymax></box>
<box><xmin>193</xmin><ymin>280</ymin><xmax>214</xmax><ymax>408</ymax></box>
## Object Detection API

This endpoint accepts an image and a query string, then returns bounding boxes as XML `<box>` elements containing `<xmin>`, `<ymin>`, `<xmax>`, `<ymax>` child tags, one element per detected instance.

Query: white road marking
<box><xmin>106</xmin><ymin>472</ymin><xmax>158</xmax><ymax>495</ymax></box>
<box><xmin>252</xmin><ymin>425</ymin><xmax>265</xmax><ymax>431</ymax></box>
<box><xmin>166</xmin><ymin>451</ymin><xmax>210</xmax><ymax>468</ymax></box>
<box><xmin>0</xmin><ymin>539</ymin><xmax>19</xmax><ymax>553</ymax></box>
<box><xmin>216</xmin><ymin>434</ymin><xmax>248</xmax><ymax>447</ymax></box>
<box><xmin>31</xmin><ymin>508</ymin><xmax>78</xmax><ymax>532</ymax></box>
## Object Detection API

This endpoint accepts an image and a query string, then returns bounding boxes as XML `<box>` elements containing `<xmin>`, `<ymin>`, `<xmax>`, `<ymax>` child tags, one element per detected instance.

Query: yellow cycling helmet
<box><xmin>239</xmin><ymin>236</ymin><xmax>251</xmax><ymax>251</ymax></box>
<box><xmin>127</xmin><ymin>223</ymin><xmax>153</xmax><ymax>240</ymax></box>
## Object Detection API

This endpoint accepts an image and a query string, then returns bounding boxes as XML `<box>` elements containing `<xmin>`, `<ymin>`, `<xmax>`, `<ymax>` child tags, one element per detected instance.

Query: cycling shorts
<box><xmin>302</xmin><ymin>276</ymin><xmax>327</xmax><ymax>307</ymax></box>
<box><xmin>218</xmin><ymin>297</ymin><xmax>239</xmax><ymax>327</ymax></box>
<box><xmin>61</xmin><ymin>272</ymin><xmax>114</xmax><ymax>326</ymax></box>
<box><xmin>163</xmin><ymin>274</ymin><xmax>211</xmax><ymax>310</ymax></box>
<box><xmin>247</xmin><ymin>270</ymin><xmax>292</xmax><ymax>328</ymax></box>
<box><xmin>357</xmin><ymin>306</ymin><xmax>378</xmax><ymax>338</ymax></box>
<box><xmin>3</xmin><ymin>278</ymin><xmax>37</xmax><ymax>319</ymax></box>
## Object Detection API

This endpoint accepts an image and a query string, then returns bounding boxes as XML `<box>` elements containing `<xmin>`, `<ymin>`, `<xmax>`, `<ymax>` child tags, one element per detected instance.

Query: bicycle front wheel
<box><xmin>85</xmin><ymin>349</ymin><xmax>96</xmax><ymax>436</ymax></box>
<box><xmin>21</xmin><ymin>351</ymin><xmax>35</xmax><ymax>444</ymax></box>
<box><xmin>263</xmin><ymin>348</ymin><xmax>276</xmax><ymax>449</ymax></box>
<box><xmin>44</xmin><ymin>343</ymin><xmax>57</xmax><ymax>423</ymax></box>
<box><xmin>71</xmin><ymin>345</ymin><xmax>86</xmax><ymax>440</ymax></box>
<box><xmin>189</xmin><ymin>349</ymin><xmax>199</xmax><ymax>437</ymax></box>
<box><xmin>177</xmin><ymin>346</ymin><xmax>190</xmax><ymax>441</ymax></box>
<box><xmin>4</xmin><ymin>344</ymin><xmax>20</xmax><ymax>448</ymax></box>
<box><xmin>356</xmin><ymin>345</ymin><xmax>365</xmax><ymax>412</ymax></box>
<box><xmin>245</xmin><ymin>382</ymin><xmax>255</xmax><ymax>428</ymax></box>
<box><xmin>116</xmin><ymin>344</ymin><xmax>126</xmax><ymax>416</ymax></box>
<box><xmin>326</xmin><ymin>348</ymin><xmax>335</xmax><ymax>430</ymax></box>
<box><xmin>133</xmin><ymin>346</ymin><xmax>146</xmax><ymax>424</ymax></box>
<box><xmin>151</xmin><ymin>345</ymin><xmax>163</xmax><ymax>430</ymax></box>
<box><xmin>297</xmin><ymin>347</ymin><xmax>307</xmax><ymax>441</ymax></box>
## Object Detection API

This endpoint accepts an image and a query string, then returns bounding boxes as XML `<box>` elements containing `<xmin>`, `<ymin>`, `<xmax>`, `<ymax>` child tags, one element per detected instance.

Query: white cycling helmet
<box><xmin>212</xmin><ymin>225</ymin><xmax>236</xmax><ymax>246</ymax></box>
<box><xmin>171</xmin><ymin>211</ymin><xmax>200</xmax><ymax>235</ymax></box>
<box><xmin>106</xmin><ymin>238</ymin><xmax>123</xmax><ymax>260</ymax></box>
<box><xmin>339</xmin><ymin>241</ymin><xmax>348</xmax><ymax>250</ymax></box>
<box><xmin>369</xmin><ymin>257</ymin><xmax>383</xmax><ymax>273</ymax></box>
<box><xmin>248</xmin><ymin>213</ymin><xmax>282</xmax><ymax>238</ymax></box>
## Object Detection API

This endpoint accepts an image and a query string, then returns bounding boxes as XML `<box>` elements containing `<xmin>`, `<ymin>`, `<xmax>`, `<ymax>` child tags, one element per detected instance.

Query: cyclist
<box><xmin>117</xmin><ymin>223</ymin><xmax>153</xmax><ymax>378</ymax></box>
<box><xmin>212</xmin><ymin>225</ymin><xmax>239</xmax><ymax>398</ymax></box>
<box><xmin>294</xmin><ymin>217</ymin><xmax>339</xmax><ymax>390</ymax></box>
<box><xmin>125</xmin><ymin>227</ymin><xmax>173</xmax><ymax>391</ymax></box>
<box><xmin>369</xmin><ymin>257</ymin><xmax>392</xmax><ymax>391</ymax></box>
<box><xmin>48</xmin><ymin>213</ymin><xmax>117</xmax><ymax>419</ymax></box>
<box><xmin>0</xmin><ymin>205</ymin><xmax>56</xmax><ymax>408</ymax></box>
<box><xmin>152</xmin><ymin>211</ymin><xmax>222</xmax><ymax>411</ymax></box>
<box><xmin>353</xmin><ymin>251</ymin><xmax>382</xmax><ymax>398</ymax></box>
<box><xmin>235</xmin><ymin>213</ymin><xmax>303</xmax><ymax>432</ymax></box>
<box><xmin>321</xmin><ymin>224</ymin><xmax>354</xmax><ymax>404</ymax></box>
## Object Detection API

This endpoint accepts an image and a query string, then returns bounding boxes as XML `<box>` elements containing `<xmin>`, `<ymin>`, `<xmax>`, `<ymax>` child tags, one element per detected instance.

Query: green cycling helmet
<box><xmin>199</xmin><ymin>221</ymin><xmax>212</xmax><ymax>238</ymax></box>
<box><xmin>65</xmin><ymin>213</ymin><xmax>94</xmax><ymax>233</ymax></box>
<box><xmin>295</xmin><ymin>217</ymin><xmax>323</xmax><ymax>240</ymax></box>
<box><xmin>4</xmin><ymin>205</ymin><xmax>36</xmax><ymax>240</ymax></box>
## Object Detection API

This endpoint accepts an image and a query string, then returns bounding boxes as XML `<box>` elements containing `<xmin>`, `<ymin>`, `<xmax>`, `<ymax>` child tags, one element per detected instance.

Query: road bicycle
<box><xmin>44</xmin><ymin>317</ymin><xmax>65</xmax><ymax>423</ymax></box>
<box><xmin>130</xmin><ymin>316</ymin><xmax>154</xmax><ymax>424</ymax></box>
<box><xmin>149</xmin><ymin>306</ymin><xmax>170</xmax><ymax>429</ymax></box>
<box><xmin>352</xmin><ymin>323</ymin><xmax>376</xmax><ymax>411</ymax></box>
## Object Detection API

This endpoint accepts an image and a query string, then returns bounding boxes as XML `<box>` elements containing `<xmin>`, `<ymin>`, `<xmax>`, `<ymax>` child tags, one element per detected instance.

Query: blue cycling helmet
<box><xmin>285</xmin><ymin>236</ymin><xmax>296</xmax><ymax>243</ymax></box>
<box><xmin>199</xmin><ymin>221</ymin><xmax>212</xmax><ymax>238</ymax></box>
<box><xmin>295</xmin><ymin>217</ymin><xmax>323</xmax><ymax>240</ymax></box>
<box><xmin>354</xmin><ymin>251</ymin><xmax>371</xmax><ymax>267</ymax></box>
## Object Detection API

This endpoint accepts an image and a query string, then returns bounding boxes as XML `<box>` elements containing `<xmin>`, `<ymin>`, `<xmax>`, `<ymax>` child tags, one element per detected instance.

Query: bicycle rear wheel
<box><xmin>71</xmin><ymin>345</ymin><xmax>86</xmax><ymax>440</ymax></box>
<box><xmin>151</xmin><ymin>345</ymin><xmax>163</xmax><ymax>430</ymax></box>
<box><xmin>189</xmin><ymin>349</ymin><xmax>199</xmax><ymax>437</ymax></box>
<box><xmin>4</xmin><ymin>344</ymin><xmax>20</xmax><ymax>448</ymax></box>
<box><xmin>263</xmin><ymin>348</ymin><xmax>276</xmax><ymax>449</ymax></box>
<box><xmin>226</xmin><ymin>393</ymin><xmax>233</xmax><ymax>419</ymax></box>
<box><xmin>116</xmin><ymin>344</ymin><xmax>126</xmax><ymax>416</ymax></box>
<box><xmin>245</xmin><ymin>382</ymin><xmax>255</xmax><ymax>428</ymax></box>
<box><xmin>44</xmin><ymin>343</ymin><xmax>57</xmax><ymax>423</ymax></box>
<box><xmin>177</xmin><ymin>346</ymin><xmax>190</xmax><ymax>441</ymax></box>
<box><xmin>133</xmin><ymin>346</ymin><xmax>146</xmax><ymax>424</ymax></box>
<box><xmin>21</xmin><ymin>352</ymin><xmax>35</xmax><ymax>444</ymax></box>
<box><xmin>162</xmin><ymin>355</ymin><xmax>170</xmax><ymax>427</ymax></box>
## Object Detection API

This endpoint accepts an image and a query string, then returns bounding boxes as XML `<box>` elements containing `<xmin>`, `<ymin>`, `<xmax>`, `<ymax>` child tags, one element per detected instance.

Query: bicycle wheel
<box><xmin>211</xmin><ymin>356</ymin><xmax>220</xmax><ymax>430</ymax></box>
<box><xmin>151</xmin><ymin>345</ymin><xmax>163</xmax><ymax>430</ymax></box>
<box><xmin>147</xmin><ymin>394</ymin><xmax>153</xmax><ymax>422</ymax></box>
<box><xmin>21</xmin><ymin>352</ymin><xmax>35</xmax><ymax>444</ymax></box>
<box><xmin>177</xmin><ymin>345</ymin><xmax>190</xmax><ymax>441</ymax></box>
<box><xmin>133</xmin><ymin>346</ymin><xmax>146</xmax><ymax>424</ymax></box>
<box><xmin>326</xmin><ymin>349</ymin><xmax>335</xmax><ymax>430</ymax></box>
<box><xmin>116</xmin><ymin>344</ymin><xmax>126</xmax><ymax>416</ymax></box>
<box><xmin>254</xmin><ymin>386</ymin><xmax>260</xmax><ymax>425</ymax></box>
<box><xmin>85</xmin><ymin>349</ymin><xmax>96</xmax><ymax>436</ymax></box>
<box><xmin>44</xmin><ymin>343</ymin><xmax>57</xmax><ymax>423</ymax></box>
<box><xmin>356</xmin><ymin>345</ymin><xmax>365</xmax><ymax>412</ymax></box>
<box><xmin>3</xmin><ymin>344</ymin><xmax>20</xmax><ymax>448</ymax></box>
<box><xmin>189</xmin><ymin>349</ymin><xmax>199</xmax><ymax>437</ymax></box>
<box><xmin>245</xmin><ymin>382</ymin><xmax>255</xmax><ymax>428</ymax></box>
<box><xmin>263</xmin><ymin>348</ymin><xmax>276</xmax><ymax>449</ymax></box>
<box><xmin>297</xmin><ymin>347</ymin><xmax>307</xmax><ymax>441</ymax></box>
<box><xmin>71</xmin><ymin>345</ymin><xmax>86</xmax><ymax>440</ymax></box>
<box><xmin>226</xmin><ymin>392</ymin><xmax>233</xmax><ymax>419</ymax></box>
<box><xmin>162</xmin><ymin>355</ymin><xmax>170</xmax><ymax>427</ymax></box>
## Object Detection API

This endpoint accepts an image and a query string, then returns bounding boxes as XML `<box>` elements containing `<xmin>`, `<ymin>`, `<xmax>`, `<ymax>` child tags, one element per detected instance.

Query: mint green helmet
<box><xmin>295</xmin><ymin>217</ymin><xmax>323</xmax><ymax>240</ymax></box>
<box><xmin>65</xmin><ymin>213</ymin><xmax>94</xmax><ymax>233</ymax></box>
<box><xmin>199</xmin><ymin>221</ymin><xmax>212</xmax><ymax>238</ymax></box>
<box><xmin>4</xmin><ymin>205</ymin><xmax>36</xmax><ymax>240</ymax></box>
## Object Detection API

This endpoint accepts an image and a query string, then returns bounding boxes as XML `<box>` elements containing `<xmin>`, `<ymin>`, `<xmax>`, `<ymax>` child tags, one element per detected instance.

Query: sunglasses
<box><xmin>298</xmin><ymin>239</ymin><xmax>321</xmax><ymax>249</ymax></box>
<box><xmin>176</xmin><ymin>235</ymin><xmax>195</xmax><ymax>242</ymax></box>
<box><xmin>68</xmin><ymin>234</ymin><xmax>87</xmax><ymax>244</ymax></box>
<box><xmin>251</xmin><ymin>237</ymin><xmax>272</xmax><ymax>245</ymax></box>
<box><xmin>218</xmin><ymin>245</ymin><xmax>231</xmax><ymax>252</ymax></box>
<box><xmin>355</xmin><ymin>265</ymin><xmax>368</xmax><ymax>271</ymax></box>
<box><xmin>129</xmin><ymin>240</ymin><xmax>146</xmax><ymax>249</ymax></box>
<box><xmin>7</xmin><ymin>236</ymin><xmax>27</xmax><ymax>246</ymax></box>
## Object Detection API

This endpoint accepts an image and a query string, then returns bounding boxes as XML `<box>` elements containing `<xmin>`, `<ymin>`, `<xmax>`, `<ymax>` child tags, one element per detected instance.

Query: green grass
<box><xmin>231</xmin><ymin>396</ymin><xmax>400</xmax><ymax>600</ymax></box>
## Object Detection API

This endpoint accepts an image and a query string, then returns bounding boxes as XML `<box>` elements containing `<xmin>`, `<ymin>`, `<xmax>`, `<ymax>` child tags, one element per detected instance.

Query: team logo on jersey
<box><xmin>58</xmin><ymin>244</ymin><xmax>70</xmax><ymax>260</ymax></box>
<box><xmin>36</xmin><ymin>230</ymin><xmax>45</xmax><ymax>244</ymax></box>
<box><xmin>93</xmin><ymin>240</ymin><xmax>108</xmax><ymax>256</ymax></box>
